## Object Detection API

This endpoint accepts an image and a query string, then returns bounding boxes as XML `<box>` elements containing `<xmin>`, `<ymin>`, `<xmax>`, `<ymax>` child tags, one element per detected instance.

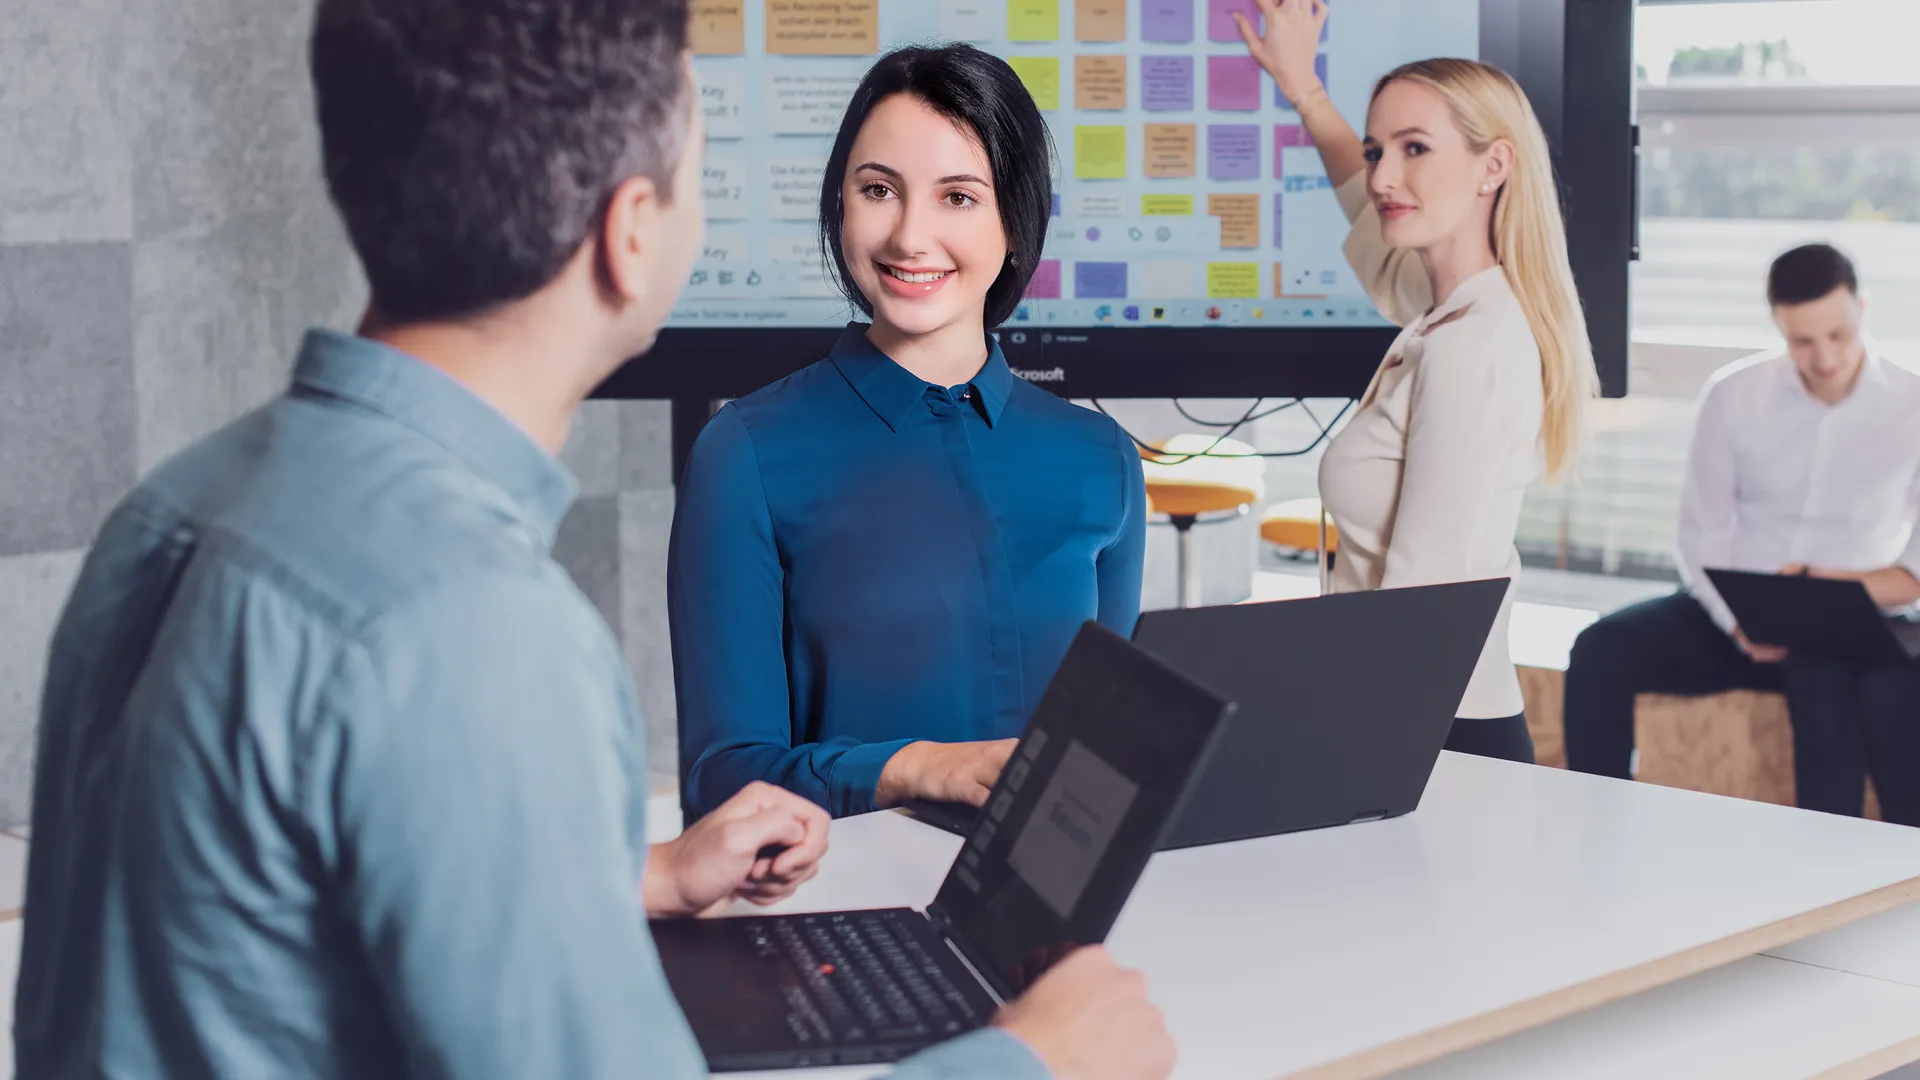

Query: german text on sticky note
<box><xmin>765</xmin><ymin>66</ymin><xmax>866</xmax><ymax>134</ymax></box>
<box><xmin>767</xmin><ymin>0</ymin><xmax>878</xmax><ymax>54</ymax></box>
<box><xmin>1075</xmin><ymin>126</ymin><xmax>1127</xmax><ymax>179</ymax></box>
<box><xmin>700</xmin><ymin>69</ymin><xmax>748</xmax><ymax>139</ymax></box>
<box><xmin>1143</xmin><ymin>124</ymin><xmax>1197</xmax><ymax>179</ymax></box>
<box><xmin>1009</xmin><ymin>56</ymin><xmax>1061</xmax><ymax>111</ymax></box>
<box><xmin>766</xmin><ymin>157</ymin><xmax>828</xmax><ymax>220</ymax></box>
<box><xmin>1208</xmin><ymin>262</ymin><xmax>1260</xmax><ymax>298</ymax></box>
<box><xmin>1142</xmin><ymin>193</ymin><xmax>1195</xmax><ymax>215</ymax></box>
<box><xmin>1207</xmin><ymin>56</ymin><xmax>1261</xmax><ymax>111</ymax></box>
<box><xmin>1075</xmin><ymin>0</ymin><xmax>1126</xmax><ymax>41</ymax></box>
<box><xmin>690</xmin><ymin>0</ymin><xmax>745</xmax><ymax>54</ymax></box>
<box><xmin>1208</xmin><ymin>0</ymin><xmax>1261</xmax><ymax>42</ymax></box>
<box><xmin>940</xmin><ymin>0</ymin><xmax>998</xmax><ymax>41</ymax></box>
<box><xmin>1207</xmin><ymin>124</ymin><xmax>1259</xmax><ymax>180</ymax></box>
<box><xmin>1007</xmin><ymin>0</ymin><xmax>1060</xmax><ymax>41</ymax></box>
<box><xmin>1208</xmin><ymin>192</ymin><xmax>1260</xmax><ymax>248</ymax></box>
<box><xmin>1074</xmin><ymin>192</ymin><xmax>1127</xmax><ymax>217</ymax></box>
<box><xmin>1141</xmin><ymin>0</ymin><xmax>1195</xmax><ymax>42</ymax></box>
<box><xmin>701</xmin><ymin>151</ymin><xmax>749</xmax><ymax>220</ymax></box>
<box><xmin>1141</xmin><ymin>55</ymin><xmax>1195</xmax><ymax>111</ymax></box>
<box><xmin>1074</xmin><ymin>56</ymin><xmax>1127</xmax><ymax>110</ymax></box>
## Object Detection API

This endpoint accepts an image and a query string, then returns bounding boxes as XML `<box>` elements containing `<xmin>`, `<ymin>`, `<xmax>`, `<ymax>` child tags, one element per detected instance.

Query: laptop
<box><xmin>904</xmin><ymin>580</ymin><xmax>1508</xmax><ymax>850</ymax></box>
<box><xmin>651</xmin><ymin>621</ymin><xmax>1234</xmax><ymax>1072</ymax></box>
<box><xmin>1136</xmin><ymin>578</ymin><xmax>1509</xmax><ymax>849</ymax></box>
<box><xmin>1705</xmin><ymin>567</ymin><xmax>1920</xmax><ymax>666</ymax></box>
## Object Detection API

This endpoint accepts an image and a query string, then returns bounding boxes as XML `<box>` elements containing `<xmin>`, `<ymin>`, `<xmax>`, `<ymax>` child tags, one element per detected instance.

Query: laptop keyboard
<box><xmin>747</xmin><ymin>910</ymin><xmax>986</xmax><ymax>1047</ymax></box>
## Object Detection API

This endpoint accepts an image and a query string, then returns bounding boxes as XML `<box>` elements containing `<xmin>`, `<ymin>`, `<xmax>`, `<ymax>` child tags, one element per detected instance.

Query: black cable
<box><xmin>1173</xmin><ymin>398</ymin><xmax>1301</xmax><ymax>428</ymax></box>
<box><xmin>1091</xmin><ymin>398</ymin><xmax>1354</xmax><ymax>461</ymax></box>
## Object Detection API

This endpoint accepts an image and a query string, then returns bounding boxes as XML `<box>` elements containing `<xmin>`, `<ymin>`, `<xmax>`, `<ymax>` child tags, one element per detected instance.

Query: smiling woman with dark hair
<box><xmin>670</xmin><ymin>44</ymin><xmax>1147</xmax><ymax>821</ymax></box>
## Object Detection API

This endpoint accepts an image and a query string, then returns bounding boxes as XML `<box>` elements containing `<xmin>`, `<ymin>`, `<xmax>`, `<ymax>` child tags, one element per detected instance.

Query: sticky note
<box><xmin>1274</xmin><ymin>124</ymin><xmax>1313</xmax><ymax>172</ymax></box>
<box><xmin>1142</xmin><ymin>193</ymin><xmax>1194</xmax><ymax>215</ymax></box>
<box><xmin>1208</xmin><ymin>192</ymin><xmax>1260</xmax><ymax>248</ymax></box>
<box><xmin>765</xmin><ymin>66</ymin><xmax>866</xmax><ymax>134</ymax></box>
<box><xmin>1142</xmin><ymin>0</ymin><xmax>1195</xmax><ymax>43</ymax></box>
<box><xmin>767</xmin><ymin>0</ymin><xmax>878</xmax><ymax>54</ymax></box>
<box><xmin>699</xmin><ymin>227</ymin><xmax>750</xmax><ymax>265</ymax></box>
<box><xmin>701</xmin><ymin>151</ymin><xmax>748</xmax><ymax>219</ymax></box>
<box><xmin>1025</xmin><ymin>258</ymin><xmax>1064</xmax><ymax>299</ymax></box>
<box><xmin>1207</xmin><ymin>124</ymin><xmax>1260</xmax><ymax>180</ymax></box>
<box><xmin>1137</xmin><ymin>259</ymin><xmax>1200</xmax><ymax>298</ymax></box>
<box><xmin>768</xmin><ymin>230</ymin><xmax>836</xmax><ymax>297</ymax></box>
<box><xmin>1207</xmin><ymin>56</ymin><xmax>1261</xmax><ymax>112</ymax></box>
<box><xmin>1075</xmin><ymin>261</ymin><xmax>1129</xmax><ymax>299</ymax></box>
<box><xmin>1076</xmin><ymin>0</ymin><xmax>1126</xmax><ymax>41</ymax></box>
<box><xmin>1074</xmin><ymin>192</ymin><xmax>1127</xmax><ymax>217</ymax></box>
<box><xmin>1074</xmin><ymin>126</ymin><xmax>1127</xmax><ymax>179</ymax></box>
<box><xmin>940</xmin><ymin>0</ymin><xmax>998</xmax><ymax>41</ymax></box>
<box><xmin>1052</xmin><ymin>193</ymin><xmax>1062</xmax><ymax>217</ymax></box>
<box><xmin>1074</xmin><ymin>56</ymin><xmax>1127</xmax><ymax>110</ymax></box>
<box><xmin>1208</xmin><ymin>262</ymin><xmax>1260</xmax><ymax>298</ymax></box>
<box><xmin>699</xmin><ymin>69</ymin><xmax>748</xmax><ymax>139</ymax></box>
<box><xmin>1141</xmin><ymin>56</ymin><xmax>1195</xmax><ymax>112</ymax></box>
<box><xmin>1009</xmin><ymin>56</ymin><xmax>1061</xmax><ymax>111</ymax></box>
<box><xmin>1007</xmin><ymin>0</ymin><xmax>1060</xmax><ymax>41</ymax></box>
<box><xmin>1273</xmin><ymin>192</ymin><xmax>1285</xmax><ymax>248</ymax></box>
<box><xmin>690</xmin><ymin>0</ymin><xmax>745</xmax><ymax>54</ymax></box>
<box><xmin>1208</xmin><ymin>0</ymin><xmax>1261</xmax><ymax>42</ymax></box>
<box><xmin>766</xmin><ymin>158</ymin><xmax>827</xmax><ymax>220</ymax></box>
<box><xmin>1143</xmin><ymin>124</ymin><xmax>1197</xmax><ymax>179</ymax></box>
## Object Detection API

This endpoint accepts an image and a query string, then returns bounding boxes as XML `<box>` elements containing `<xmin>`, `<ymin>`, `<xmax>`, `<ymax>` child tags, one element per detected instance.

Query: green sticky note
<box><xmin>1208</xmin><ymin>262</ymin><xmax>1261</xmax><ymax>299</ymax></box>
<box><xmin>1074</xmin><ymin>126</ymin><xmax>1127</xmax><ymax>180</ymax></box>
<box><xmin>1007</xmin><ymin>0</ymin><xmax>1060</xmax><ymax>42</ymax></box>
<box><xmin>1007</xmin><ymin>56</ymin><xmax>1060</xmax><ymax>111</ymax></box>
<box><xmin>1142</xmin><ymin>194</ymin><xmax>1194</xmax><ymax>215</ymax></box>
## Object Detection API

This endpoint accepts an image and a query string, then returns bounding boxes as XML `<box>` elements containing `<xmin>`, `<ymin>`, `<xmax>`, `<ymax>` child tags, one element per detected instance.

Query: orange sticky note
<box><xmin>1074</xmin><ymin>55</ymin><xmax>1128</xmax><ymax>110</ymax></box>
<box><xmin>1075</xmin><ymin>0</ymin><xmax>1126</xmax><ymax>41</ymax></box>
<box><xmin>689</xmin><ymin>0</ymin><xmax>745</xmax><ymax>54</ymax></box>
<box><xmin>1208</xmin><ymin>193</ymin><xmax>1260</xmax><ymax>249</ymax></box>
<box><xmin>1144</xmin><ymin>124</ymin><xmax>1197</xmax><ymax>178</ymax></box>
<box><xmin>767</xmin><ymin>0</ymin><xmax>879</xmax><ymax>55</ymax></box>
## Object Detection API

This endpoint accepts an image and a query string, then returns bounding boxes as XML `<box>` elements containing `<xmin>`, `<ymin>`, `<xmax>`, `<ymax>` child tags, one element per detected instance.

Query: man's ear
<box><xmin>598</xmin><ymin>174</ymin><xmax>663</xmax><ymax>306</ymax></box>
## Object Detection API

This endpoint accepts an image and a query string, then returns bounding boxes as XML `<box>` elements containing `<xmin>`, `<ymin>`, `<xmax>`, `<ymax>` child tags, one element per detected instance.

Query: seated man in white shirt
<box><xmin>1563</xmin><ymin>244</ymin><xmax>1920</xmax><ymax>825</ymax></box>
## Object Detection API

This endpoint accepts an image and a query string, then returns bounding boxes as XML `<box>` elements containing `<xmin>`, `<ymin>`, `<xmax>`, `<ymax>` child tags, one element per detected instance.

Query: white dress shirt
<box><xmin>1677</xmin><ymin>349</ymin><xmax>1920</xmax><ymax>634</ymax></box>
<box><xmin>1317</xmin><ymin>176</ymin><xmax>1543</xmax><ymax>719</ymax></box>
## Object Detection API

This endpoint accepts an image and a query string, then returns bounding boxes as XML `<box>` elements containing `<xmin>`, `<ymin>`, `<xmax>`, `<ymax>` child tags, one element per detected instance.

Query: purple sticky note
<box><xmin>1207</xmin><ymin>124</ymin><xmax>1260</xmax><ymax>180</ymax></box>
<box><xmin>1052</xmin><ymin>193</ymin><xmax>1062</xmax><ymax>217</ymax></box>
<box><xmin>1207</xmin><ymin>56</ymin><xmax>1261</xmax><ymax>111</ymax></box>
<box><xmin>1026</xmin><ymin>259</ymin><xmax>1063</xmax><ymax>299</ymax></box>
<box><xmin>1074</xmin><ymin>261</ymin><xmax>1129</xmax><ymax>299</ymax></box>
<box><xmin>1141</xmin><ymin>0</ymin><xmax>1195</xmax><ymax>43</ymax></box>
<box><xmin>1273</xmin><ymin>192</ymin><xmax>1285</xmax><ymax>248</ymax></box>
<box><xmin>1141</xmin><ymin>56</ymin><xmax>1195</xmax><ymax>112</ymax></box>
<box><xmin>1208</xmin><ymin>0</ymin><xmax>1261</xmax><ymax>42</ymax></box>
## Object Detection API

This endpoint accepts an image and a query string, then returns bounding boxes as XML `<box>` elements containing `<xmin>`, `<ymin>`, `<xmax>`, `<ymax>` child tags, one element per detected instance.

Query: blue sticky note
<box><xmin>1074</xmin><ymin>261</ymin><xmax>1129</xmax><ymax>299</ymax></box>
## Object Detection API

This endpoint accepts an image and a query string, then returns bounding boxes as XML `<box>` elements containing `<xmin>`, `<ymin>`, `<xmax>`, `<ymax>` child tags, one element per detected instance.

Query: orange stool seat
<box><xmin>1260</xmin><ymin>497</ymin><xmax>1338</xmax><ymax>552</ymax></box>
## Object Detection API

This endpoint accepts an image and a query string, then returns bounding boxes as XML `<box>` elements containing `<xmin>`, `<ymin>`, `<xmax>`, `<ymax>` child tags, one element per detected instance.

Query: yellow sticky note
<box><xmin>1143</xmin><ymin>124</ymin><xmax>1196</xmax><ymax>178</ymax></box>
<box><xmin>1007</xmin><ymin>0</ymin><xmax>1060</xmax><ymax>41</ymax></box>
<box><xmin>1075</xmin><ymin>0</ymin><xmax>1126</xmax><ymax>41</ymax></box>
<box><xmin>689</xmin><ymin>0</ymin><xmax>745</xmax><ymax>54</ymax></box>
<box><xmin>1074</xmin><ymin>55</ymin><xmax>1127</xmax><ymax>110</ymax></box>
<box><xmin>1208</xmin><ymin>262</ymin><xmax>1261</xmax><ymax>299</ymax></box>
<box><xmin>767</xmin><ymin>0</ymin><xmax>879</xmax><ymax>55</ymax></box>
<box><xmin>1142</xmin><ymin>194</ymin><xmax>1194</xmax><ymax>215</ymax></box>
<box><xmin>1207</xmin><ymin>193</ymin><xmax>1260</xmax><ymax>249</ymax></box>
<box><xmin>1008</xmin><ymin>56</ymin><xmax>1060</xmax><ymax>111</ymax></box>
<box><xmin>1075</xmin><ymin>126</ymin><xmax>1127</xmax><ymax>180</ymax></box>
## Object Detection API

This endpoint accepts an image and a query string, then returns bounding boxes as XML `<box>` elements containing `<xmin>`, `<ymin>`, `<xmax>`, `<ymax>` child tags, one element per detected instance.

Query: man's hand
<box><xmin>874</xmin><ymin>739</ymin><xmax>1016</xmax><ymax>809</ymax></box>
<box><xmin>1781</xmin><ymin>563</ymin><xmax>1920</xmax><ymax>608</ymax></box>
<box><xmin>643</xmin><ymin>782</ymin><xmax>829</xmax><ymax>919</ymax></box>
<box><xmin>994</xmin><ymin>946</ymin><xmax>1176</xmax><ymax>1080</ymax></box>
<box><xmin>1733</xmin><ymin>626</ymin><xmax>1788</xmax><ymax>665</ymax></box>
<box><xmin>1234</xmin><ymin>0</ymin><xmax>1330</xmax><ymax>108</ymax></box>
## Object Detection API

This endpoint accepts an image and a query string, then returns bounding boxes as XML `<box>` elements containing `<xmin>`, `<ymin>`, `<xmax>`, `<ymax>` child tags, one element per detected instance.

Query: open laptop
<box><xmin>1136</xmin><ymin>578</ymin><xmax>1509</xmax><ymax>849</ymax></box>
<box><xmin>651</xmin><ymin>622</ymin><xmax>1234</xmax><ymax>1072</ymax></box>
<box><xmin>1706</xmin><ymin>567</ymin><xmax>1920</xmax><ymax>667</ymax></box>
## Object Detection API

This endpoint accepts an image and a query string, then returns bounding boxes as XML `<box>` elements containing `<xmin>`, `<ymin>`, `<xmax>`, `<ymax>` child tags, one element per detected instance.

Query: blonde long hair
<box><xmin>1373</xmin><ymin>59</ymin><xmax>1599</xmax><ymax>479</ymax></box>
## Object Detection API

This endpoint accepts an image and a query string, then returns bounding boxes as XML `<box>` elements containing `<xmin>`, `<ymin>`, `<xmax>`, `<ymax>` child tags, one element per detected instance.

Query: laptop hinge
<box><xmin>926</xmin><ymin>902</ymin><xmax>1012</xmax><ymax>1005</ymax></box>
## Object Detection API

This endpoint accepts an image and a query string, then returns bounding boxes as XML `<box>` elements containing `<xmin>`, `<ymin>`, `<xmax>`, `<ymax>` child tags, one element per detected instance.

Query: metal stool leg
<box><xmin>1318</xmin><ymin>509</ymin><xmax>1330</xmax><ymax>596</ymax></box>
<box><xmin>1173</xmin><ymin>514</ymin><xmax>1199</xmax><ymax>608</ymax></box>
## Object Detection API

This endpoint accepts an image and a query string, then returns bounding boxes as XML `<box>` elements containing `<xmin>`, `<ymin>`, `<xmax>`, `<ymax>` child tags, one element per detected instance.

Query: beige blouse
<box><xmin>1317</xmin><ymin>175</ymin><xmax>1544</xmax><ymax>719</ymax></box>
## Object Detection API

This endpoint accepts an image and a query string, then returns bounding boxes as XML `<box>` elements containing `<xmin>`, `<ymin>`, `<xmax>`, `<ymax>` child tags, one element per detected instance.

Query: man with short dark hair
<box><xmin>14</xmin><ymin>2</ymin><xmax>1174</xmax><ymax>1077</ymax></box>
<box><xmin>1563</xmin><ymin>243</ymin><xmax>1920</xmax><ymax>822</ymax></box>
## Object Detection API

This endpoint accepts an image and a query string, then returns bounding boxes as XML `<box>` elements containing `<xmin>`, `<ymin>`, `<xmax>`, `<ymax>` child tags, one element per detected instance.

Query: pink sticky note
<box><xmin>1207</xmin><ymin>55</ymin><xmax>1261</xmax><ymax>112</ymax></box>
<box><xmin>1208</xmin><ymin>0</ymin><xmax>1261</xmax><ymax>42</ymax></box>
<box><xmin>1025</xmin><ymin>259</ymin><xmax>1063</xmax><ymax>299</ymax></box>
<box><xmin>1273</xmin><ymin>123</ymin><xmax>1313</xmax><ymax>172</ymax></box>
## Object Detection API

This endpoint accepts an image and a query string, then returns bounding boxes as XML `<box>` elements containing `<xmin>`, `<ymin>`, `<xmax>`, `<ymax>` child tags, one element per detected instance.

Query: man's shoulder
<box><xmin>1700</xmin><ymin>350</ymin><xmax>1785</xmax><ymax>406</ymax></box>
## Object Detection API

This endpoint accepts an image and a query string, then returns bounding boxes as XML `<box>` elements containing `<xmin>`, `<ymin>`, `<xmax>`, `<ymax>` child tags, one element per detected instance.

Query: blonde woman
<box><xmin>1238</xmin><ymin>0</ymin><xmax>1597</xmax><ymax>762</ymax></box>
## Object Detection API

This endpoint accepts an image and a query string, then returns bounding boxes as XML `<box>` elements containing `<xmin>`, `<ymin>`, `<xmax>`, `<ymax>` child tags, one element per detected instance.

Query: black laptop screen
<box><xmin>926</xmin><ymin>623</ymin><xmax>1229</xmax><ymax>1000</ymax></box>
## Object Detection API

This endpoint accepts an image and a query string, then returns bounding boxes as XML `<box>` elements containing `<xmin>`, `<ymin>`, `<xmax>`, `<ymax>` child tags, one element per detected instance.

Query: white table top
<box><xmin>723</xmin><ymin>752</ymin><xmax>1920</xmax><ymax>1079</ymax></box>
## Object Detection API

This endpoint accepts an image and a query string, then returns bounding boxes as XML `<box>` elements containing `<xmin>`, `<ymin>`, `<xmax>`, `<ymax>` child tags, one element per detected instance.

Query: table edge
<box><xmin>1811</xmin><ymin>1032</ymin><xmax>1920</xmax><ymax>1080</ymax></box>
<box><xmin>1278</xmin><ymin>876</ymin><xmax>1920</xmax><ymax>1080</ymax></box>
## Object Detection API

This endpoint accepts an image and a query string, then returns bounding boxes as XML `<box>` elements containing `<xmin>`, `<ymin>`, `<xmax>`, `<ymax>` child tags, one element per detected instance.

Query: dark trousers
<box><xmin>1444</xmin><ymin>715</ymin><xmax>1535</xmax><ymax>764</ymax></box>
<box><xmin>1781</xmin><ymin>652</ymin><xmax>1920</xmax><ymax>827</ymax></box>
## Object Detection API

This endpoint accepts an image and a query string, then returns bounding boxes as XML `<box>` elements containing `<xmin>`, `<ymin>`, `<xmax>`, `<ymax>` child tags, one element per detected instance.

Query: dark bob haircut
<box><xmin>310</xmin><ymin>0</ymin><xmax>692</xmax><ymax>323</ymax></box>
<box><xmin>818</xmin><ymin>44</ymin><xmax>1055</xmax><ymax>330</ymax></box>
<box><xmin>1767</xmin><ymin>243</ymin><xmax>1859</xmax><ymax>308</ymax></box>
